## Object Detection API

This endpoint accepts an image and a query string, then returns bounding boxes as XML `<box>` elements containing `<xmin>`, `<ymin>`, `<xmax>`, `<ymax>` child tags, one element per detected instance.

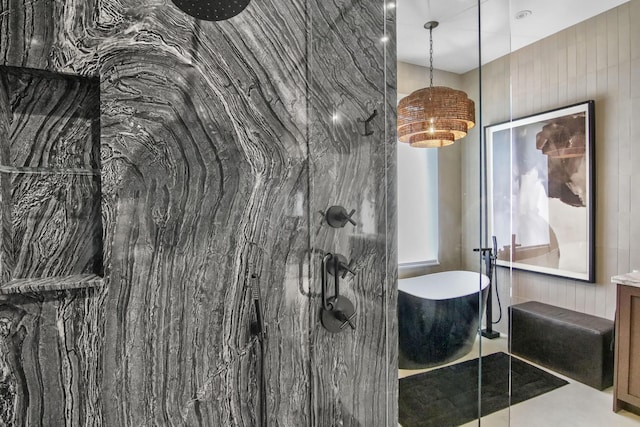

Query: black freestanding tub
<box><xmin>398</xmin><ymin>271</ymin><xmax>489</xmax><ymax>369</ymax></box>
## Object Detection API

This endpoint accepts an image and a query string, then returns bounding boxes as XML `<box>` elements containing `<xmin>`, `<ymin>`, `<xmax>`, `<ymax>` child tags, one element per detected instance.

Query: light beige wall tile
<box><xmin>618</xmin><ymin>3</ymin><xmax>631</xmax><ymax>64</ymax></box>
<box><xmin>618</xmin><ymin>61</ymin><xmax>632</xmax><ymax>176</ymax></box>
<box><xmin>584</xmin><ymin>282</ymin><xmax>597</xmax><ymax>314</ymax></box>
<box><xmin>617</xmin><ymin>248</ymin><xmax>630</xmax><ymax>283</ymax></box>
<box><xmin>606</xmin><ymin>9</ymin><xmax>620</xmax><ymax>68</ymax></box>
<box><xmin>631</xmin><ymin>0</ymin><xmax>640</xmax><ymax>60</ymax></box>
<box><xmin>632</xmin><ymin>58</ymin><xmax>640</xmax><ymax>98</ymax></box>
<box><xmin>575</xmin><ymin>282</ymin><xmax>586</xmax><ymax>312</ymax></box>
<box><xmin>629</xmin><ymin>159</ymin><xmax>640</xmax><ymax>262</ymax></box>
<box><xmin>605</xmin><ymin>277</ymin><xmax>618</xmax><ymax>319</ymax></box>
<box><xmin>596</xmin><ymin>13</ymin><xmax>608</xmax><ymax>71</ymax></box>
<box><xmin>619</xmin><ymin>175</ymin><xmax>631</xmax><ymax>214</ymax></box>
<box><xmin>632</xmin><ymin>96</ymin><xmax>640</xmax><ymax>170</ymax></box>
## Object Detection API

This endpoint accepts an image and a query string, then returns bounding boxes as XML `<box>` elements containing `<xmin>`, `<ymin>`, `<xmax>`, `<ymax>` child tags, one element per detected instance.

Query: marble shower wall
<box><xmin>0</xmin><ymin>288</ymin><xmax>104</xmax><ymax>426</ymax></box>
<box><xmin>0</xmin><ymin>0</ymin><xmax>396</xmax><ymax>425</ymax></box>
<box><xmin>307</xmin><ymin>1</ymin><xmax>396</xmax><ymax>424</ymax></box>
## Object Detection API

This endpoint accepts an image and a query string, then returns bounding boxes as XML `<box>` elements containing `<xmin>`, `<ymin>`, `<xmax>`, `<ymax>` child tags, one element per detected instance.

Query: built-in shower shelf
<box><xmin>0</xmin><ymin>274</ymin><xmax>104</xmax><ymax>295</ymax></box>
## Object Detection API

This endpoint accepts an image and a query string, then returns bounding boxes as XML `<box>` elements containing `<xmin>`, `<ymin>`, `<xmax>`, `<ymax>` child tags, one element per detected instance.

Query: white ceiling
<box><xmin>396</xmin><ymin>0</ymin><xmax>630</xmax><ymax>74</ymax></box>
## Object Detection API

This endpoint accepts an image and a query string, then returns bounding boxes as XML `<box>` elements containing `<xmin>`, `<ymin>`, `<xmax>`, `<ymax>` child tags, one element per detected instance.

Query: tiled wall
<box><xmin>0</xmin><ymin>0</ymin><xmax>396</xmax><ymax>425</ymax></box>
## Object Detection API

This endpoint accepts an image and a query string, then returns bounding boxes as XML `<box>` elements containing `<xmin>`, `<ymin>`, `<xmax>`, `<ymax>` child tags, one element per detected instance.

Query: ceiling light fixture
<box><xmin>397</xmin><ymin>21</ymin><xmax>475</xmax><ymax>148</ymax></box>
<box><xmin>514</xmin><ymin>10</ymin><xmax>532</xmax><ymax>20</ymax></box>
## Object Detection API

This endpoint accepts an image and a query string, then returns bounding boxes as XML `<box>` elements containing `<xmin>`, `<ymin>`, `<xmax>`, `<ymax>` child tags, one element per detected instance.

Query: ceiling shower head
<box><xmin>171</xmin><ymin>0</ymin><xmax>251</xmax><ymax>21</ymax></box>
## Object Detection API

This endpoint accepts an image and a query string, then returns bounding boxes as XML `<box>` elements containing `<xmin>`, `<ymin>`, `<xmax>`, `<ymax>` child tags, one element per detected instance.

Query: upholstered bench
<box><xmin>509</xmin><ymin>301</ymin><xmax>614</xmax><ymax>390</ymax></box>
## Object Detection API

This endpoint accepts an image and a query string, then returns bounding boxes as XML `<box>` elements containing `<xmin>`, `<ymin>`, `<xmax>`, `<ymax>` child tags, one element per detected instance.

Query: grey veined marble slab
<box><xmin>0</xmin><ymin>0</ymin><xmax>396</xmax><ymax>425</ymax></box>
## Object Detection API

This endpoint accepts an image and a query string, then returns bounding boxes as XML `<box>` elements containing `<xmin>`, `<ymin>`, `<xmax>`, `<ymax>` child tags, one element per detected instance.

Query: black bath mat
<box><xmin>399</xmin><ymin>351</ymin><xmax>568</xmax><ymax>427</ymax></box>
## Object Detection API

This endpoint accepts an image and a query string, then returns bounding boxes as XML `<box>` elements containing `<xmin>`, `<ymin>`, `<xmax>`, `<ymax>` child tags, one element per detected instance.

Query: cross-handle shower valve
<box><xmin>323</xmin><ymin>205</ymin><xmax>357</xmax><ymax>228</ymax></box>
<box><xmin>326</xmin><ymin>253</ymin><xmax>356</xmax><ymax>279</ymax></box>
<box><xmin>320</xmin><ymin>253</ymin><xmax>357</xmax><ymax>333</ymax></box>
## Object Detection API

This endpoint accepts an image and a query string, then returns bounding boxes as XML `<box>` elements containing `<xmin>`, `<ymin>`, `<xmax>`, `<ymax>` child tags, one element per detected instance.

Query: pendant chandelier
<box><xmin>398</xmin><ymin>21</ymin><xmax>475</xmax><ymax>148</ymax></box>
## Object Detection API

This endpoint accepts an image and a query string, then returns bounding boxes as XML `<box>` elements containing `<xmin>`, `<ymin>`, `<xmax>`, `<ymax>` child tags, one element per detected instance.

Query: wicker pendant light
<box><xmin>398</xmin><ymin>21</ymin><xmax>475</xmax><ymax>148</ymax></box>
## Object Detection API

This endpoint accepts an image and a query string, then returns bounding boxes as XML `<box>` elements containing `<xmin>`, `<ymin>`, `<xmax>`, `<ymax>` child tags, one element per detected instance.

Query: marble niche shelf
<box><xmin>0</xmin><ymin>274</ymin><xmax>104</xmax><ymax>295</ymax></box>
<box><xmin>0</xmin><ymin>66</ymin><xmax>104</xmax><ymax>296</ymax></box>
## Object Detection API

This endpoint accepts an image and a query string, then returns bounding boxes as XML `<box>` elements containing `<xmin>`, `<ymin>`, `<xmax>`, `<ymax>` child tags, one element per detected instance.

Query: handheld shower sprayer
<box><xmin>251</xmin><ymin>274</ymin><xmax>266</xmax><ymax>341</ymax></box>
<box><xmin>248</xmin><ymin>273</ymin><xmax>267</xmax><ymax>426</ymax></box>
<box><xmin>245</xmin><ymin>241</ymin><xmax>268</xmax><ymax>425</ymax></box>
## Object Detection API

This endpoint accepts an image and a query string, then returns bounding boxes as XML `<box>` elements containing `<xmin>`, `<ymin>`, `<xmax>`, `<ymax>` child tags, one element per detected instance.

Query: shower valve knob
<box><xmin>321</xmin><ymin>296</ymin><xmax>357</xmax><ymax>333</ymax></box>
<box><xmin>336</xmin><ymin>310</ymin><xmax>357</xmax><ymax>330</ymax></box>
<box><xmin>325</xmin><ymin>205</ymin><xmax>357</xmax><ymax>228</ymax></box>
<box><xmin>327</xmin><ymin>254</ymin><xmax>356</xmax><ymax>278</ymax></box>
<box><xmin>339</xmin><ymin>262</ymin><xmax>356</xmax><ymax>279</ymax></box>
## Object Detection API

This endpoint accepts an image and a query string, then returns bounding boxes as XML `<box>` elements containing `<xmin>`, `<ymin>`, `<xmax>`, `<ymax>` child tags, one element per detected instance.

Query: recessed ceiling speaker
<box><xmin>171</xmin><ymin>0</ymin><xmax>251</xmax><ymax>21</ymax></box>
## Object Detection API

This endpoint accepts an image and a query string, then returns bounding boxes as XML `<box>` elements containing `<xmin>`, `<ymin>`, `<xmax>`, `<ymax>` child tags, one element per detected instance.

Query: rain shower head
<box><xmin>171</xmin><ymin>0</ymin><xmax>251</xmax><ymax>21</ymax></box>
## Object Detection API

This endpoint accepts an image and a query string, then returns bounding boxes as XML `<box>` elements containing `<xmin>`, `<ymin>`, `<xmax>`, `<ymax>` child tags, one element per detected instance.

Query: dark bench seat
<box><xmin>509</xmin><ymin>301</ymin><xmax>614</xmax><ymax>390</ymax></box>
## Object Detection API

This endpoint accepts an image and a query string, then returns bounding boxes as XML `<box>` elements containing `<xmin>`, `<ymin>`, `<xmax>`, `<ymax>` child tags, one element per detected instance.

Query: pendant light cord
<box><xmin>424</xmin><ymin>21</ymin><xmax>439</xmax><ymax>100</ymax></box>
<box><xmin>429</xmin><ymin>26</ymin><xmax>434</xmax><ymax>88</ymax></box>
<box><xmin>424</xmin><ymin>21</ymin><xmax>439</xmax><ymax>122</ymax></box>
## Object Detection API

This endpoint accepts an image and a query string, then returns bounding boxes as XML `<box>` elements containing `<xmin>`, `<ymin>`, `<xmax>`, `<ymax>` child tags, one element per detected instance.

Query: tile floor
<box><xmin>399</xmin><ymin>335</ymin><xmax>640</xmax><ymax>427</ymax></box>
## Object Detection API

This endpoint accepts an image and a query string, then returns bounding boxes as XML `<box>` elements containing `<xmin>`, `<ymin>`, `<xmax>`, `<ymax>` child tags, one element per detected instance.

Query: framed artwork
<box><xmin>486</xmin><ymin>101</ymin><xmax>595</xmax><ymax>282</ymax></box>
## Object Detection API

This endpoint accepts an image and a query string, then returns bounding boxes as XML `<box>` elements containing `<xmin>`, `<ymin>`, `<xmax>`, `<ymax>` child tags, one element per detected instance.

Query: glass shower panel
<box><xmin>503</xmin><ymin>1</ymin><xmax>638</xmax><ymax>426</ymax></box>
<box><xmin>396</xmin><ymin>1</ymin><xmax>485</xmax><ymax>426</ymax></box>
<box><xmin>307</xmin><ymin>0</ymin><xmax>395</xmax><ymax>425</ymax></box>
<box><xmin>478</xmin><ymin>1</ymin><xmax>513</xmax><ymax>426</ymax></box>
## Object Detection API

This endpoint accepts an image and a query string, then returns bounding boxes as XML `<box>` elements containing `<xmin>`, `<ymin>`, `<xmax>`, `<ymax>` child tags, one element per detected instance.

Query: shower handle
<box><xmin>320</xmin><ymin>253</ymin><xmax>357</xmax><ymax>333</ymax></box>
<box><xmin>321</xmin><ymin>253</ymin><xmax>335</xmax><ymax>310</ymax></box>
<box><xmin>326</xmin><ymin>253</ymin><xmax>356</xmax><ymax>279</ymax></box>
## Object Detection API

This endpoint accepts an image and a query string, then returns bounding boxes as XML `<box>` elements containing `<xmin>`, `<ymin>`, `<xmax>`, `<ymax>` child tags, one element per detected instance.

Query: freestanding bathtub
<box><xmin>398</xmin><ymin>270</ymin><xmax>490</xmax><ymax>369</ymax></box>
